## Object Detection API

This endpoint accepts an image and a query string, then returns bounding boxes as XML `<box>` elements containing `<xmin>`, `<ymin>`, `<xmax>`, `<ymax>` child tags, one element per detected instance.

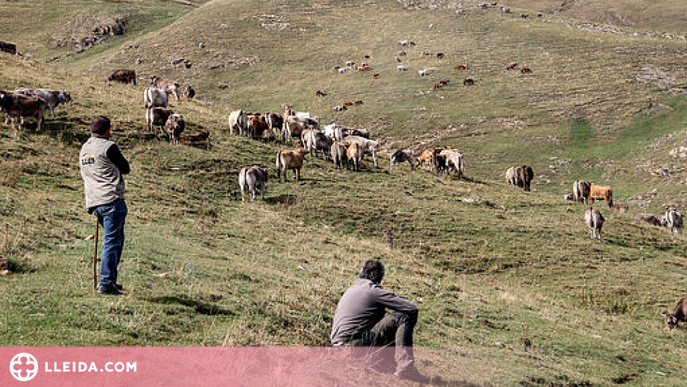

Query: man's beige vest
<box><xmin>79</xmin><ymin>137</ymin><xmax>125</xmax><ymax>209</ymax></box>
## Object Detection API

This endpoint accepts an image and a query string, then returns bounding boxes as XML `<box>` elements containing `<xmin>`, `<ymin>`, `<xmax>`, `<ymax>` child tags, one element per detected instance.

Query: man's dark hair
<box><xmin>360</xmin><ymin>259</ymin><xmax>385</xmax><ymax>284</ymax></box>
<box><xmin>91</xmin><ymin>116</ymin><xmax>111</xmax><ymax>135</ymax></box>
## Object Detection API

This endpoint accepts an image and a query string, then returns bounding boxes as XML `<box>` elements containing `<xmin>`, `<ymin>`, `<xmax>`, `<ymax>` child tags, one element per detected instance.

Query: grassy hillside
<box><xmin>2</xmin><ymin>0</ymin><xmax>687</xmax><ymax>385</ymax></box>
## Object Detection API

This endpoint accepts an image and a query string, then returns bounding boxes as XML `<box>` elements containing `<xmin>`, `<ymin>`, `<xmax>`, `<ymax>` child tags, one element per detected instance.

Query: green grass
<box><xmin>2</xmin><ymin>0</ymin><xmax>687</xmax><ymax>384</ymax></box>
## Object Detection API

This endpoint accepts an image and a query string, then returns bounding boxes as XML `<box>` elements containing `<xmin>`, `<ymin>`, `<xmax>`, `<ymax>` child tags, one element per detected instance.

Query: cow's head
<box><xmin>150</xmin><ymin>76</ymin><xmax>159</xmax><ymax>85</ymax></box>
<box><xmin>59</xmin><ymin>91</ymin><xmax>72</xmax><ymax>103</ymax></box>
<box><xmin>666</xmin><ymin>313</ymin><xmax>679</xmax><ymax>329</ymax></box>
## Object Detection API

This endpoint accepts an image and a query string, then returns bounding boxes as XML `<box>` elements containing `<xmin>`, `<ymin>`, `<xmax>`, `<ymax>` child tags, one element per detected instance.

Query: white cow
<box><xmin>144</xmin><ymin>87</ymin><xmax>169</xmax><ymax>131</ymax></box>
<box><xmin>664</xmin><ymin>209</ymin><xmax>684</xmax><ymax>234</ymax></box>
<box><xmin>439</xmin><ymin>149</ymin><xmax>464</xmax><ymax>179</ymax></box>
<box><xmin>227</xmin><ymin>110</ymin><xmax>247</xmax><ymax>136</ymax></box>
<box><xmin>585</xmin><ymin>208</ymin><xmax>606</xmax><ymax>239</ymax></box>
<box><xmin>239</xmin><ymin>166</ymin><xmax>269</xmax><ymax>202</ymax></box>
<box><xmin>341</xmin><ymin>135</ymin><xmax>381</xmax><ymax>167</ymax></box>
<box><xmin>323</xmin><ymin>123</ymin><xmax>345</xmax><ymax>141</ymax></box>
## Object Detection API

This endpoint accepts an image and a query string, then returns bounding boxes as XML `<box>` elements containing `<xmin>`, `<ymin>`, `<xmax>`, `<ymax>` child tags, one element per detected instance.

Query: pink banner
<box><xmin>1</xmin><ymin>347</ymin><xmax>452</xmax><ymax>386</ymax></box>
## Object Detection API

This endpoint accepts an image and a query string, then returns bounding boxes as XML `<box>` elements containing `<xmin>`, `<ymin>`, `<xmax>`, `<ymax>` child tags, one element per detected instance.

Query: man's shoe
<box><xmin>115</xmin><ymin>283</ymin><xmax>123</xmax><ymax>291</ymax></box>
<box><xmin>97</xmin><ymin>285</ymin><xmax>123</xmax><ymax>296</ymax></box>
<box><xmin>394</xmin><ymin>368</ymin><xmax>431</xmax><ymax>384</ymax></box>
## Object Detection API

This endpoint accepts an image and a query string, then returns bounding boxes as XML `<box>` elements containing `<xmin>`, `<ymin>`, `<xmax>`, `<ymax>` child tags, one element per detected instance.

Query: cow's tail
<box><xmin>275</xmin><ymin>151</ymin><xmax>283</xmax><ymax>173</ymax></box>
<box><xmin>458</xmin><ymin>154</ymin><xmax>464</xmax><ymax>178</ymax></box>
<box><xmin>608</xmin><ymin>189</ymin><xmax>613</xmax><ymax>207</ymax></box>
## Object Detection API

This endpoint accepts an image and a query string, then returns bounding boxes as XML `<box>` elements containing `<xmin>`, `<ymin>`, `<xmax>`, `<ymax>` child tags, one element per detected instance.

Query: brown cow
<box><xmin>164</xmin><ymin>114</ymin><xmax>185</xmax><ymax>144</ymax></box>
<box><xmin>0</xmin><ymin>92</ymin><xmax>47</xmax><ymax>131</ymax></box>
<box><xmin>354</xmin><ymin>100</ymin><xmax>364</xmax><ymax>105</ymax></box>
<box><xmin>454</xmin><ymin>63</ymin><xmax>468</xmax><ymax>70</ymax></box>
<box><xmin>0</xmin><ymin>41</ymin><xmax>17</xmax><ymax>55</ymax></box>
<box><xmin>343</xmin><ymin>101</ymin><xmax>354</xmax><ymax>106</ymax></box>
<box><xmin>506</xmin><ymin>62</ymin><xmax>518</xmax><ymax>70</ymax></box>
<box><xmin>589</xmin><ymin>184</ymin><xmax>613</xmax><ymax>206</ymax></box>
<box><xmin>666</xmin><ymin>295</ymin><xmax>687</xmax><ymax>329</ymax></box>
<box><xmin>315</xmin><ymin>90</ymin><xmax>328</xmax><ymax>97</ymax></box>
<box><xmin>517</xmin><ymin>165</ymin><xmax>534</xmax><ymax>191</ymax></box>
<box><xmin>148</xmin><ymin>108</ymin><xmax>175</xmax><ymax>135</ymax></box>
<box><xmin>357</xmin><ymin>65</ymin><xmax>370</xmax><ymax>71</ymax></box>
<box><xmin>521</xmin><ymin>67</ymin><xmax>532</xmax><ymax>74</ymax></box>
<box><xmin>276</xmin><ymin>148</ymin><xmax>308</xmax><ymax>182</ymax></box>
<box><xmin>179</xmin><ymin>130</ymin><xmax>211</xmax><ymax>144</ymax></box>
<box><xmin>347</xmin><ymin>142</ymin><xmax>363</xmax><ymax>171</ymax></box>
<box><xmin>108</xmin><ymin>69</ymin><xmax>136</xmax><ymax>85</ymax></box>
<box><xmin>433</xmin><ymin>83</ymin><xmax>444</xmax><ymax>90</ymax></box>
<box><xmin>463</xmin><ymin>78</ymin><xmax>475</xmax><ymax>86</ymax></box>
<box><xmin>247</xmin><ymin>115</ymin><xmax>269</xmax><ymax>140</ymax></box>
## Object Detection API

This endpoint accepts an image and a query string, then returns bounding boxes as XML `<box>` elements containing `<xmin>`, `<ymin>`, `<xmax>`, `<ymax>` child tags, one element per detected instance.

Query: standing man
<box><xmin>80</xmin><ymin>116</ymin><xmax>130</xmax><ymax>296</ymax></box>
<box><xmin>331</xmin><ymin>259</ymin><xmax>430</xmax><ymax>383</ymax></box>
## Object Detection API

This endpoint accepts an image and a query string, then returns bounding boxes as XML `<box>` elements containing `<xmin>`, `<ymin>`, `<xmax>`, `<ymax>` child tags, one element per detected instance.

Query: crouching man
<box><xmin>331</xmin><ymin>259</ymin><xmax>430</xmax><ymax>384</ymax></box>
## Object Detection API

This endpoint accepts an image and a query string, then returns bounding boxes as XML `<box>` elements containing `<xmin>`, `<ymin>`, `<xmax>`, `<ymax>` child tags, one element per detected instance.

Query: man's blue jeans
<box><xmin>92</xmin><ymin>199</ymin><xmax>127</xmax><ymax>288</ymax></box>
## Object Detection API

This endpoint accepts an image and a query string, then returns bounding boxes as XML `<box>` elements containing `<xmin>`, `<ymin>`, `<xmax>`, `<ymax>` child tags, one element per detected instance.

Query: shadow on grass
<box><xmin>264</xmin><ymin>194</ymin><xmax>297</xmax><ymax>205</ymax></box>
<box><xmin>147</xmin><ymin>295</ymin><xmax>235</xmax><ymax>316</ymax></box>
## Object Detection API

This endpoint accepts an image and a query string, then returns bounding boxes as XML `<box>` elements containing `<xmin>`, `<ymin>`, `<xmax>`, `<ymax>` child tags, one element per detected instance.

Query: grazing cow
<box><xmin>437</xmin><ymin>53</ymin><xmax>445</xmax><ymax>59</ymax></box>
<box><xmin>179</xmin><ymin>130</ymin><xmax>211</xmax><ymax>145</ymax></box>
<box><xmin>349</xmin><ymin>128</ymin><xmax>370</xmax><ymax>138</ymax></box>
<box><xmin>664</xmin><ymin>209</ymin><xmax>684</xmax><ymax>234</ymax></box>
<box><xmin>397</xmin><ymin>65</ymin><xmax>408</xmax><ymax>71</ymax></box>
<box><xmin>315</xmin><ymin>90</ymin><xmax>328</xmax><ymax>97</ymax></box>
<box><xmin>390</xmin><ymin>149</ymin><xmax>415</xmax><ymax>171</ymax></box>
<box><xmin>573</xmin><ymin>180</ymin><xmax>591</xmax><ymax>204</ymax></box>
<box><xmin>345</xmin><ymin>61</ymin><xmax>355</xmax><ymax>67</ymax></box>
<box><xmin>151</xmin><ymin>76</ymin><xmax>181</xmax><ymax>101</ymax></box>
<box><xmin>247</xmin><ymin>115</ymin><xmax>269</xmax><ymax>140</ymax></box>
<box><xmin>439</xmin><ymin>79</ymin><xmax>450</xmax><ymax>85</ymax></box>
<box><xmin>610</xmin><ymin>203</ymin><xmax>629</xmax><ymax>213</ymax></box>
<box><xmin>347</xmin><ymin>142</ymin><xmax>363</xmax><ymax>171</ymax></box>
<box><xmin>665</xmin><ymin>296</ymin><xmax>687</xmax><ymax>329</ymax></box>
<box><xmin>517</xmin><ymin>165</ymin><xmax>534</xmax><ymax>191</ymax></box>
<box><xmin>343</xmin><ymin>101</ymin><xmax>354</xmax><ymax>106</ymax></box>
<box><xmin>331</xmin><ymin>141</ymin><xmax>348</xmax><ymax>169</ymax></box>
<box><xmin>418</xmin><ymin>69</ymin><xmax>433</xmax><ymax>76</ymax></box>
<box><xmin>14</xmin><ymin>88</ymin><xmax>72</xmax><ymax>119</ymax></box>
<box><xmin>463</xmin><ymin>77</ymin><xmax>475</xmax><ymax>86</ymax></box>
<box><xmin>506</xmin><ymin>62</ymin><xmax>518</xmax><ymax>70</ymax></box>
<box><xmin>398</xmin><ymin>40</ymin><xmax>416</xmax><ymax>47</ymax></box>
<box><xmin>373</xmin><ymin>73</ymin><xmax>380</xmax><ymax>79</ymax></box>
<box><xmin>341</xmin><ymin>135</ymin><xmax>380</xmax><ymax>167</ymax></box>
<box><xmin>284</xmin><ymin>118</ymin><xmax>309</xmax><ymax>143</ymax></box>
<box><xmin>304</xmin><ymin>130</ymin><xmax>333</xmax><ymax>159</ymax></box>
<box><xmin>0</xmin><ymin>41</ymin><xmax>17</xmax><ymax>55</ymax></box>
<box><xmin>333</xmin><ymin>105</ymin><xmax>347</xmax><ymax>112</ymax></box>
<box><xmin>584</xmin><ymin>207</ymin><xmax>605</xmax><ymax>239</ymax></box>
<box><xmin>357</xmin><ymin>65</ymin><xmax>370</xmax><ymax>71</ymax></box>
<box><xmin>589</xmin><ymin>184</ymin><xmax>613</xmax><ymax>206</ymax></box>
<box><xmin>265</xmin><ymin>112</ymin><xmax>284</xmax><ymax>142</ymax></box>
<box><xmin>354</xmin><ymin>100</ymin><xmax>363</xmax><ymax>105</ymax></box>
<box><xmin>227</xmin><ymin>110</ymin><xmax>248</xmax><ymax>136</ymax></box>
<box><xmin>433</xmin><ymin>83</ymin><xmax>444</xmax><ymax>90</ymax></box>
<box><xmin>454</xmin><ymin>63</ymin><xmax>468</xmax><ymax>70</ymax></box>
<box><xmin>276</xmin><ymin>148</ymin><xmax>308</xmax><ymax>182</ymax></box>
<box><xmin>147</xmin><ymin>108</ymin><xmax>175</xmax><ymax>134</ymax></box>
<box><xmin>397</xmin><ymin>51</ymin><xmax>407</xmax><ymax>56</ymax></box>
<box><xmin>164</xmin><ymin>114</ymin><xmax>185</xmax><ymax>144</ymax></box>
<box><xmin>0</xmin><ymin>92</ymin><xmax>47</xmax><ymax>131</ymax></box>
<box><xmin>564</xmin><ymin>194</ymin><xmax>575</xmax><ymax>201</ymax></box>
<box><xmin>337</xmin><ymin>67</ymin><xmax>349</xmax><ymax>74</ymax></box>
<box><xmin>506</xmin><ymin>166</ymin><xmax>520</xmax><ymax>186</ymax></box>
<box><xmin>416</xmin><ymin>148</ymin><xmax>439</xmax><ymax>169</ymax></box>
<box><xmin>438</xmin><ymin>149</ymin><xmax>464</xmax><ymax>178</ymax></box>
<box><xmin>239</xmin><ymin>166</ymin><xmax>269</xmax><ymax>202</ymax></box>
<box><xmin>637</xmin><ymin>213</ymin><xmax>663</xmax><ymax>227</ymax></box>
<box><xmin>521</xmin><ymin>67</ymin><xmax>532</xmax><ymax>74</ymax></box>
<box><xmin>108</xmin><ymin>69</ymin><xmax>136</xmax><ymax>85</ymax></box>
<box><xmin>184</xmin><ymin>86</ymin><xmax>196</xmax><ymax>99</ymax></box>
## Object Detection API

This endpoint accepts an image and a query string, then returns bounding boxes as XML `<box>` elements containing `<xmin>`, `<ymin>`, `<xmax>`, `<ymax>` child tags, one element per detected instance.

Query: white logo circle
<box><xmin>9</xmin><ymin>353</ymin><xmax>38</xmax><ymax>382</ymax></box>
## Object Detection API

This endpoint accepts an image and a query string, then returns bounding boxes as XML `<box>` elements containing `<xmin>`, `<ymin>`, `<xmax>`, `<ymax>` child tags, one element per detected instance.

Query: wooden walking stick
<box><xmin>93</xmin><ymin>216</ymin><xmax>99</xmax><ymax>290</ymax></box>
